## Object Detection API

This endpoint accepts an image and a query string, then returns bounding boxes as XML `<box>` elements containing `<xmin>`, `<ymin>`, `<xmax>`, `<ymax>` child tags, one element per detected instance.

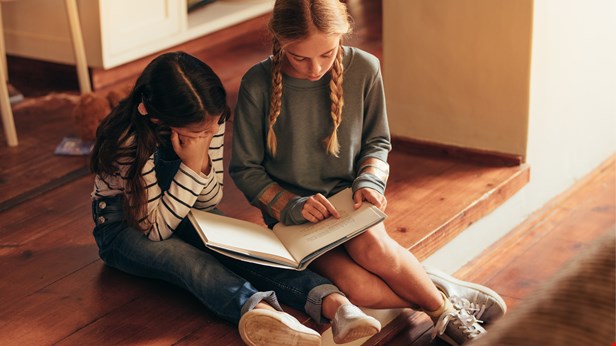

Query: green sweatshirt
<box><xmin>230</xmin><ymin>46</ymin><xmax>391</xmax><ymax>226</ymax></box>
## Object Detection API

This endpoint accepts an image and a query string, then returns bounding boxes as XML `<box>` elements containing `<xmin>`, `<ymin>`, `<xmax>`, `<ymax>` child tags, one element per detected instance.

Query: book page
<box><xmin>188</xmin><ymin>211</ymin><xmax>296</xmax><ymax>265</ymax></box>
<box><xmin>272</xmin><ymin>188</ymin><xmax>386</xmax><ymax>262</ymax></box>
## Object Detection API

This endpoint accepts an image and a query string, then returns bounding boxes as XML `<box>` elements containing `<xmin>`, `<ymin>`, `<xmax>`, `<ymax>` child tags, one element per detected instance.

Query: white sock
<box><xmin>331</xmin><ymin>304</ymin><xmax>381</xmax><ymax>344</ymax></box>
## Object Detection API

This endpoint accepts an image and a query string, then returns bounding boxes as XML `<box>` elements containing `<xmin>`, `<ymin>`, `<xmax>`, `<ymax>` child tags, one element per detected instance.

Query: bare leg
<box><xmin>311</xmin><ymin>247</ymin><xmax>410</xmax><ymax>309</ymax></box>
<box><xmin>342</xmin><ymin>222</ymin><xmax>443</xmax><ymax>311</ymax></box>
<box><xmin>320</xmin><ymin>289</ymin><xmax>351</xmax><ymax>319</ymax></box>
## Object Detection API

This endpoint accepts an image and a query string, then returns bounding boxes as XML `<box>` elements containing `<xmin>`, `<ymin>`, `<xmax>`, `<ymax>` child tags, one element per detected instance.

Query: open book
<box><xmin>187</xmin><ymin>188</ymin><xmax>386</xmax><ymax>270</ymax></box>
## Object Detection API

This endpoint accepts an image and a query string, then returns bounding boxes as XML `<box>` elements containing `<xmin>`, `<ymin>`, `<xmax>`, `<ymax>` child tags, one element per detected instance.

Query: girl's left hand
<box><xmin>353</xmin><ymin>188</ymin><xmax>387</xmax><ymax>211</ymax></box>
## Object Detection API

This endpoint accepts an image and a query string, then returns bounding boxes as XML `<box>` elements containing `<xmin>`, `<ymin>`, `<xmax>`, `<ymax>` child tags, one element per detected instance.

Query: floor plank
<box><xmin>0</xmin><ymin>95</ymin><xmax>85</xmax><ymax>208</ymax></box>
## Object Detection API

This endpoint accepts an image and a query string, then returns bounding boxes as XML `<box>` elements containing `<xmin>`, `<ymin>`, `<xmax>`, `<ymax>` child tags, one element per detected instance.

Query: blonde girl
<box><xmin>230</xmin><ymin>1</ymin><xmax>507</xmax><ymax>345</ymax></box>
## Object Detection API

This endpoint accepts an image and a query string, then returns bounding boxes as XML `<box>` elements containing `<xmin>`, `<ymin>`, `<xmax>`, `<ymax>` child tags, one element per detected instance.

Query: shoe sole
<box><xmin>239</xmin><ymin>312</ymin><xmax>321</xmax><ymax>346</ymax></box>
<box><xmin>333</xmin><ymin>324</ymin><xmax>380</xmax><ymax>344</ymax></box>
<box><xmin>424</xmin><ymin>265</ymin><xmax>507</xmax><ymax>316</ymax></box>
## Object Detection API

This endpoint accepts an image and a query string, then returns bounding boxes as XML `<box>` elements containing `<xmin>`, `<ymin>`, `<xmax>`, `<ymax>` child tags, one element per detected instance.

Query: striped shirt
<box><xmin>91</xmin><ymin>123</ymin><xmax>225</xmax><ymax>241</ymax></box>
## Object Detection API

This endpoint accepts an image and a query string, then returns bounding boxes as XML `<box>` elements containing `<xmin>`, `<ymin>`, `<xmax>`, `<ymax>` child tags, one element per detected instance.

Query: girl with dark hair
<box><xmin>90</xmin><ymin>51</ymin><xmax>380</xmax><ymax>346</ymax></box>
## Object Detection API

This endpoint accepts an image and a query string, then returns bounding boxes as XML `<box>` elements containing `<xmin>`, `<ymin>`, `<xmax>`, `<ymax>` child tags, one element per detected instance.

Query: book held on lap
<box><xmin>187</xmin><ymin>188</ymin><xmax>386</xmax><ymax>270</ymax></box>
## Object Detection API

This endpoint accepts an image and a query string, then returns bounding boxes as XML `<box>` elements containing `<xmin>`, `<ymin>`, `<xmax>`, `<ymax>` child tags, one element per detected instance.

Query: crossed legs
<box><xmin>310</xmin><ymin>222</ymin><xmax>443</xmax><ymax>312</ymax></box>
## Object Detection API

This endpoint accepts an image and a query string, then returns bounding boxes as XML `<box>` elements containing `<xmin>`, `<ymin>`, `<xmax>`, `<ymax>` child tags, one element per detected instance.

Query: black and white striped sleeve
<box><xmin>193</xmin><ymin>122</ymin><xmax>225</xmax><ymax>211</ymax></box>
<box><xmin>140</xmin><ymin>154</ymin><xmax>207</xmax><ymax>241</ymax></box>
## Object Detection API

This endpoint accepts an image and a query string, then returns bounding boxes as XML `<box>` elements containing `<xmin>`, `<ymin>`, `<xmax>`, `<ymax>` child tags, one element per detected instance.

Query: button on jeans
<box><xmin>91</xmin><ymin>146</ymin><xmax>341</xmax><ymax>324</ymax></box>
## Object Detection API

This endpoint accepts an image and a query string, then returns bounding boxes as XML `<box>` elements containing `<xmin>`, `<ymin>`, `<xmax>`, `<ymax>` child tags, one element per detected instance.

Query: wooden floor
<box><xmin>1</xmin><ymin>1</ymin><xmax>613</xmax><ymax>345</ymax></box>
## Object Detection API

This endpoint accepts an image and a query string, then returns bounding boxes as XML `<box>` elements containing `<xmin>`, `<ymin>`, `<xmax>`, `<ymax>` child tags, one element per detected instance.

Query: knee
<box><xmin>347</xmin><ymin>230</ymin><xmax>401</xmax><ymax>272</ymax></box>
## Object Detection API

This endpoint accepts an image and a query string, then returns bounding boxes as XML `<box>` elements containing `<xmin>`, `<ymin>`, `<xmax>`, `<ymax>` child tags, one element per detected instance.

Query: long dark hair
<box><xmin>90</xmin><ymin>51</ymin><xmax>230</xmax><ymax>230</ymax></box>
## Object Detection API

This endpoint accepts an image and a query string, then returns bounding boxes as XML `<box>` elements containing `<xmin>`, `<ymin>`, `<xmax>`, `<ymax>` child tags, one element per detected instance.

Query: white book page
<box><xmin>189</xmin><ymin>211</ymin><xmax>295</xmax><ymax>263</ymax></box>
<box><xmin>273</xmin><ymin>188</ymin><xmax>385</xmax><ymax>262</ymax></box>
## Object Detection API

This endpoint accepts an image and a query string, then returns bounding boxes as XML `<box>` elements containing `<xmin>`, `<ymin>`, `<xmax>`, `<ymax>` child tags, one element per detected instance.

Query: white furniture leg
<box><xmin>0</xmin><ymin>0</ymin><xmax>91</xmax><ymax>147</ymax></box>
<box><xmin>65</xmin><ymin>0</ymin><xmax>91</xmax><ymax>94</ymax></box>
<box><xmin>0</xmin><ymin>3</ymin><xmax>17</xmax><ymax>147</ymax></box>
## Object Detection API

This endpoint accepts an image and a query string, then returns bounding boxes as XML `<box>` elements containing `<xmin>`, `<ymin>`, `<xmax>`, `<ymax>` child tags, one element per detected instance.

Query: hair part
<box><xmin>90</xmin><ymin>51</ymin><xmax>229</xmax><ymax>230</ymax></box>
<box><xmin>267</xmin><ymin>0</ymin><xmax>351</xmax><ymax>157</ymax></box>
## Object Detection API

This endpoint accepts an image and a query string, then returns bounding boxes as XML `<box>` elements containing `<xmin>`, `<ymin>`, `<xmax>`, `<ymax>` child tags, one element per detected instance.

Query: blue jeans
<box><xmin>92</xmin><ymin>195</ymin><xmax>339</xmax><ymax>324</ymax></box>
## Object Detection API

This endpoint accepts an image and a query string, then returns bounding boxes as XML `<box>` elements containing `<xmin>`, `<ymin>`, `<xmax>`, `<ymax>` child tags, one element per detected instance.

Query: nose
<box><xmin>309</xmin><ymin>61</ymin><xmax>321</xmax><ymax>76</ymax></box>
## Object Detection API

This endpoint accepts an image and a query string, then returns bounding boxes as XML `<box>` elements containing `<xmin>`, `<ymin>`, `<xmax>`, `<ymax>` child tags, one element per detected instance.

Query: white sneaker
<box><xmin>331</xmin><ymin>304</ymin><xmax>381</xmax><ymax>344</ymax></box>
<box><xmin>239</xmin><ymin>309</ymin><xmax>321</xmax><ymax>346</ymax></box>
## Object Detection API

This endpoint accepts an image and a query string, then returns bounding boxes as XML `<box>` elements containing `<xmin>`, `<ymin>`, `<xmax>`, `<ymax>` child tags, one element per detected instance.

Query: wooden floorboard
<box><xmin>0</xmin><ymin>94</ymin><xmax>85</xmax><ymax>208</ymax></box>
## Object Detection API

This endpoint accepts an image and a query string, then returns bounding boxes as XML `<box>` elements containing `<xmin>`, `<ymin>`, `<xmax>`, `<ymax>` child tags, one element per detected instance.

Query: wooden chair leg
<box><xmin>0</xmin><ymin>4</ymin><xmax>17</xmax><ymax>147</ymax></box>
<box><xmin>64</xmin><ymin>0</ymin><xmax>91</xmax><ymax>94</ymax></box>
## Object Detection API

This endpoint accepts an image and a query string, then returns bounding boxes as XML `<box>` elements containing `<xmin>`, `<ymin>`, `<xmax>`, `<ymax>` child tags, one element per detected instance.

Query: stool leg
<box><xmin>65</xmin><ymin>0</ymin><xmax>91</xmax><ymax>94</ymax></box>
<box><xmin>0</xmin><ymin>4</ymin><xmax>17</xmax><ymax>147</ymax></box>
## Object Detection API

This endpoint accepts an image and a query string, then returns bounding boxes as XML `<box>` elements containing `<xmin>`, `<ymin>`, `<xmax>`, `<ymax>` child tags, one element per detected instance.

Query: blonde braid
<box><xmin>326</xmin><ymin>44</ymin><xmax>345</xmax><ymax>157</ymax></box>
<box><xmin>267</xmin><ymin>41</ymin><xmax>284</xmax><ymax>156</ymax></box>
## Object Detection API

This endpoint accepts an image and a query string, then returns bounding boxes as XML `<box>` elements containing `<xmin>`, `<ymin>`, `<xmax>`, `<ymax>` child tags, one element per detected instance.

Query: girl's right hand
<box><xmin>301</xmin><ymin>193</ymin><xmax>341</xmax><ymax>223</ymax></box>
<box><xmin>171</xmin><ymin>129</ymin><xmax>209</xmax><ymax>173</ymax></box>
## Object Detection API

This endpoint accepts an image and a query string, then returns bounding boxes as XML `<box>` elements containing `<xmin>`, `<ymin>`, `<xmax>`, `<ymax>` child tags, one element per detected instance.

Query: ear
<box><xmin>137</xmin><ymin>102</ymin><xmax>148</xmax><ymax>116</ymax></box>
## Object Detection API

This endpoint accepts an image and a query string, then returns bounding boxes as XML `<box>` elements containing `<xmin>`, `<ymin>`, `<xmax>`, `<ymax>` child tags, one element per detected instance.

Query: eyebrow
<box><xmin>288</xmin><ymin>47</ymin><xmax>337</xmax><ymax>59</ymax></box>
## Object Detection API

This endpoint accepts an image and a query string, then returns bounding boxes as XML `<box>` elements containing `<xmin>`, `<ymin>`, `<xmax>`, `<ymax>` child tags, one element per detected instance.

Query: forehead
<box><xmin>284</xmin><ymin>32</ymin><xmax>341</xmax><ymax>57</ymax></box>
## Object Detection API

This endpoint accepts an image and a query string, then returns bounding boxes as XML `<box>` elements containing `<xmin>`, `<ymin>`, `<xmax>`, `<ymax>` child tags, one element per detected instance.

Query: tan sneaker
<box><xmin>239</xmin><ymin>309</ymin><xmax>321</xmax><ymax>346</ymax></box>
<box><xmin>424</xmin><ymin>265</ymin><xmax>507</xmax><ymax>323</ymax></box>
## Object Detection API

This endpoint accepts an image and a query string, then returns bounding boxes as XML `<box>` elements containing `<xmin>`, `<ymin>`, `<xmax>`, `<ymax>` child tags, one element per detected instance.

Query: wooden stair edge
<box><xmin>410</xmin><ymin>163</ymin><xmax>530</xmax><ymax>261</ymax></box>
<box><xmin>361</xmin><ymin>309</ymin><xmax>424</xmax><ymax>346</ymax></box>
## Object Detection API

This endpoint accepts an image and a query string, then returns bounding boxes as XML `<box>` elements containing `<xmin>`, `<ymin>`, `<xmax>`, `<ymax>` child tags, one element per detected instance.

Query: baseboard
<box><xmin>392</xmin><ymin>137</ymin><xmax>524</xmax><ymax>167</ymax></box>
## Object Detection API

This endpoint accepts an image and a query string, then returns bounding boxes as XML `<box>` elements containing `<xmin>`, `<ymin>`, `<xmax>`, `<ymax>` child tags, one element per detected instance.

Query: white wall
<box><xmin>425</xmin><ymin>0</ymin><xmax>616</xmax><ymax>272</ymax></box>
<box><xmin>383</xmin><ymin>0</ymin><xmax>533</xmax><ymax>157</ymax></box>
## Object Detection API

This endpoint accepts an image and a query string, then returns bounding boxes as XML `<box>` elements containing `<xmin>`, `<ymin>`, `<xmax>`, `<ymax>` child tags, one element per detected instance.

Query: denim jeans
<box><xmin>90</xmin><ymin>145</ymin><xmax>341</xmax><ymax>324</ymax></box>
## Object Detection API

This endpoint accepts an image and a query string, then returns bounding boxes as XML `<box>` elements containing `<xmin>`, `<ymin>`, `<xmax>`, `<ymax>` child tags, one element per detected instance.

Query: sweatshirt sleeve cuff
<box><xmin>280</xmin><ymin>196</ymin><xmax>309</xmax><ymax>225</ymax></box>
<box><xmin>352</xmin><ymin>173</ymin><xmax>386</xmax><ymax>196</ymax></box>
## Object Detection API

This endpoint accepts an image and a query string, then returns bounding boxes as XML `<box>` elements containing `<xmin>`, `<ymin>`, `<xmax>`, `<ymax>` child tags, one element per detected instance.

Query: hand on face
<box><xmin>301</xmin><ymin>193</ymin><xmax>341</xmax><ymax>223</ymax></box>
<box><xmin>170</xmin><ymin>120</ymin><xmax>220</xmax><ymax>174</ymax></box>
<box><xmin>170</xmin><ymin>130</ymin><xmax>209</xmax><ymax>173</ymax></box>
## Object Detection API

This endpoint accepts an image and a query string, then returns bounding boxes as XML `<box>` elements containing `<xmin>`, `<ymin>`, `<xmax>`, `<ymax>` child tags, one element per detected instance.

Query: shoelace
<box><xmin>450</xmin><ymin>295</ymin><xmax>486</xmax><ymax>319</ymax></box>
<box><xmin>431</xmin><ymin>308</ymin><xmax>484</xmax><ymax>341</ymax></box>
